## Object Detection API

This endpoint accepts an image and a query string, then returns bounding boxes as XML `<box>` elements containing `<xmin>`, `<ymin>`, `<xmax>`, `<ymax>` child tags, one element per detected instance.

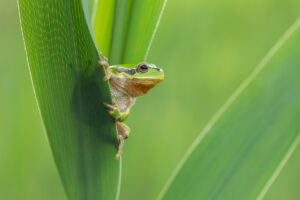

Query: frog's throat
<box><xmin>124</xmin><ymin>78</ymin><xmax>163</xmax><ymax>97</ymax></box>
<box><xmin>109</xmin><ymin>76</ymin><xmax>163</xmax><ymax>97</ymax></box>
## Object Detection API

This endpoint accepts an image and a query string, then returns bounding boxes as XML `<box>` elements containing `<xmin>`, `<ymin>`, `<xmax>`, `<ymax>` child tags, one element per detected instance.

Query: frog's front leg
<box><xmin>96</xmin><ymin>50</ymin><xmax>111</xmax><ymax>81</ymax></box>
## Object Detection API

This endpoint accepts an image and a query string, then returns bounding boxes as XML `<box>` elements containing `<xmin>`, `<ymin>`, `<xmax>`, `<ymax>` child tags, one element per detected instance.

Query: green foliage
<box><xmin>18</xmin><ymin>0</ymin><xmax>167</xmax><ymax>199</ymax></box>
<box><xmin>159</xmin><ymin>19</ymin><xmax>300</xmax><ymax>200</ymax></box>
<box><xmin>92</xmin><ymin>0</ymin><xmax>167</xmax><ymax>63</ymax></box>
<box><xmin>18</xmin><ymin>0</ymin><xmax>119</xmax><ymax>199</ymax></box>
<box><xmin>3</xmin><ymin>0</ymin><xmax>298</xmax><ymax>199</ymax></box>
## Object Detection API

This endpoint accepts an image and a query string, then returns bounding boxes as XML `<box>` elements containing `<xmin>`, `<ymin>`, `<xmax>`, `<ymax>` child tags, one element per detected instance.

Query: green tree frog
<box><xmin>97</xmin><ymin>51</ymin><xmax>164</xmax><ymax>159</ymax></box>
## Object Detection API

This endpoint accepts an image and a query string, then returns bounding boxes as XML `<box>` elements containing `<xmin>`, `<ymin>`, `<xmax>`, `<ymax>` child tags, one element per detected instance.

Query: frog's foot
<box><xmin>103</xmin><ymin>102</ymin><xmax>129</xmax><ymax>122</ymax></box>
<box><xmin>96</xmin><ymin>50</ymin><xmax>110</xmax><ymax>81</ymax></box>
<box><xmin>103</xmin><ymin>102</ymin><xmax>121</xmax><ymax>120</ymax></box>
<box><xmin>115</xmin><ymin>121</ymin><xmax>130</xmax><ymax>160</ymax></box>
<box><xmin>98</xmin><ymin>50</ymin><xmax>108</xmax><ymax>62</ymax></box>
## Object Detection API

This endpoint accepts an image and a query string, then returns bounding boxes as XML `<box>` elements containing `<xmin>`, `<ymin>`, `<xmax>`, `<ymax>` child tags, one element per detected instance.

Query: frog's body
<box><xmin>97</xmin><ymin>51</ymin><xmax>164</xmax><ymax>159</ymax></box>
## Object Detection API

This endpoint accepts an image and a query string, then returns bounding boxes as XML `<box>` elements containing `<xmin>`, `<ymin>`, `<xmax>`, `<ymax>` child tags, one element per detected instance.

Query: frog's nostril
<box><xmin>156</xmin><ymin>68</ymin><xmax>161</xmax><ymax>71</ymax></box>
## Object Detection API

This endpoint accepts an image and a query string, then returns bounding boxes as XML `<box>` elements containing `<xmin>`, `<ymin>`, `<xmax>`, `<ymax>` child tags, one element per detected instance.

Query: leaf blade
<box><xmin>18</xmin><ymin>0</ymin><xmax>120</xmax><ymax>199</ymax></box>
<box><xmin>92</xmin><ymin>0</ymin><xmax>168</xmax><ymax>64</ymax></box>
<box><xmin>123</xmin><ymin>0</ymin><xmax>168</xmax><ymax>63</ymax></box>
<box><xmin>159</xmin><ymin>17</ymin><xmax>300</xmax><ymax>200</ymax></box>
<box><xmin>92</xmin><ymin>0</ymin><xmax>115</xmax><ymax>58</ymax></box>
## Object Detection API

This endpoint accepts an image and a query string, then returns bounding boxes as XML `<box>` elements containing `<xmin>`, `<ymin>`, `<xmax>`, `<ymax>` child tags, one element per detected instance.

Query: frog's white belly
<box><xmin>109</xmin><ymin>77</ymin><xmax>136</xmax><ymax>113</ymax></box>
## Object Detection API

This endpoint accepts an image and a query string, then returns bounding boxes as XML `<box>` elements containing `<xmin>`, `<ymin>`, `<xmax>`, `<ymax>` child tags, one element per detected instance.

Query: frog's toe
<box><xmin>96</xmin><ymin>60</ymin><xmax>108</xmax><ymax>68</ymax></box>
<box><xmin>103</xmin><ymin>102</ymin><xmax>116</xmax><ymax>111</ymax></box>
<box><xmin>103</xmin><ymin>102</ymin><xmax>121</xmax><ymax>119</ymax></box>
<box><xmin>115</xmin><ymin>150</ymin><xmax>122</xmax><ymax>160</ymax></box>
<box><xmin>103</xmin><ymin>76</ymin><xmax>109</xmax><ymax>81</ymax></box>
<box><xmin>98</xmin><ymin>50</ymin><xmax>108</xmax><ymax>62</ymax></box>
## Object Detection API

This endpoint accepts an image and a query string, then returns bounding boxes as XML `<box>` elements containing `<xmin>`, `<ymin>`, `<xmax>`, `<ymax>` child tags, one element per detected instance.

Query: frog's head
<box><xmin>110</xmin><ymin>62</ymin><xmax>164</xmax><ymax>96</ymax></box>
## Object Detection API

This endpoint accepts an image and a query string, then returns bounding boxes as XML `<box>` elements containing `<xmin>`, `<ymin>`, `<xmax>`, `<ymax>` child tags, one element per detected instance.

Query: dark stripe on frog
<box><xmin>116</xmin><ymin>67</ymin><xmax>137</xmax><ymax>75</ymax></box>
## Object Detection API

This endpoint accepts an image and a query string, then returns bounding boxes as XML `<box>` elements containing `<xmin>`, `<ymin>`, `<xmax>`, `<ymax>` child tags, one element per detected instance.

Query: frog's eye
<box><xmin>138</xmin><ymin>63</ymin><xmax>149</xmax><ymax>73</ymax></box>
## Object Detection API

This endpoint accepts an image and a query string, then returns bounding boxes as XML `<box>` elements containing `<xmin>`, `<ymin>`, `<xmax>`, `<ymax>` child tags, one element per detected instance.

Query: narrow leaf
<box><xmin>92</xmin><ymin>0</ymin><xmax>168</xmax><ymax>63</ymax></box>
<box><xmin>122</xmin><ymin>0</ymin><xmax>168</xmax><ymax>63</ymax></box>
<box><xmin>92</xmin><ymin>0</ymin><xmax>115</xmax><ymax>58</ymax></box>
<box><xmin>159</xmin><ymin>18</ymin><xmax>300</xmax><ymax>200</ymax></box>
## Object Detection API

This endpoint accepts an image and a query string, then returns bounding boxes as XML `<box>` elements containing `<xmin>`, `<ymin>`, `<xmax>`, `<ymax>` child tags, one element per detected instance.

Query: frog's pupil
<box><xmin>141</xmin><ymin>65</ymin><xmax>148</xmax><ymax>70</ymax></box>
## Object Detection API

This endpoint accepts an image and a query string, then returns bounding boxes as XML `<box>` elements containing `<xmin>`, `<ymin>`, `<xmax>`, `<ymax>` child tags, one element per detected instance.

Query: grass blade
<box><xmin>92</xmin><ymin>0</ymin><xmax>115</xmax><ymax>58</ymax></box>
<box><xmin>257</xmin><ymin>133</ymin><xmax>300</xmax><ymax>200</ymax></box>
<box><xmin>18</xmin><ymin>0</ymin><xmax>120</xmax><ymax>199</ymax></box>
<box><xmin>159</xmin><ymin>17</ymin><xmax>300</xmax><ymax>200</ymax></box>
<box><xmin>92</xmin><ymin>0</ymin><xmax>168</xmax><ymax>63</ymax></box>
<box><xmin>109</xmin><ymin>0</ymin><xmax>130</xmax><ymax>64</ymax></box>
<box><xmin>122</xmin><ymin>0</ymin><xmax>168</xmax><ymax>63</ymax></box>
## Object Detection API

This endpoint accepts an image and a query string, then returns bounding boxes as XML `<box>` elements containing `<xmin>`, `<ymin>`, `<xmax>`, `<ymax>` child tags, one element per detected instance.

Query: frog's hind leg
<box><xmin>103</xmin><ymin>102</ymin><xmax>131</xmax><ymax>159</ymax></box>
<box><xmin>115</xmin><ymin>122</ymin><xmax>130</xmax><ymax>160</ymax></box>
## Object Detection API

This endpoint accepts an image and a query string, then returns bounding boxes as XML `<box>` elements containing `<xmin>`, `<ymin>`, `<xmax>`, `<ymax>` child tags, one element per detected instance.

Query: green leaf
<box><xmin>92</xmin><ymin>0</ymin><xmax>115</xmax><ymax>58</ymax></box>
<box><xmin>18</xmin><ymin>0</ymin><xmax>120</xmax><ymax>199</ymax></box>
<box><xmin>159</xmin><ymin>18</ymin><xmax>300</xmax><ymax>200</ymax></box>
<box><xmin>92</xmin><ymin>0</ymin><xmax>168</xmax><ymax>64</ymax></box>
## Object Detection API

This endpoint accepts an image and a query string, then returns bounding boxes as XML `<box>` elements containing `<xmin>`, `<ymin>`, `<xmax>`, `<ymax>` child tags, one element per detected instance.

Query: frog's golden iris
<box><xmin>138</xmin><ymin>63</ymin><xmax>149</xmax><ymax>73</ymax></box>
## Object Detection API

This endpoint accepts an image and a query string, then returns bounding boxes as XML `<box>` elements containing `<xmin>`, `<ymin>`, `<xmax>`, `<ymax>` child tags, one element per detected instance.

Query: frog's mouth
<box><xmin>125</xmin><ymin>78</ymin><xmax>163</xmax><ymax>97</ymax></box>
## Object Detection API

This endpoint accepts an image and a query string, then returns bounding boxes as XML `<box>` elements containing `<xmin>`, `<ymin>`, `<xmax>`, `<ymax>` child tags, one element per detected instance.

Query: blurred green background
<box><xmin>0</xmin><ymin>0</ymin><xmax>299</xmax><ymax>199</ymax></box>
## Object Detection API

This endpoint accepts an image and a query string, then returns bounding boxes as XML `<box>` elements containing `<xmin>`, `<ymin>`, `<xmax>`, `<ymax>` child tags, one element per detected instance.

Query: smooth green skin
<box><xmin>108</xmin><ymin>105</ymin><xmax>129</xmax><ymax>122</ymax></box>
<box><xmin>109</xmin><ymin>64</ymin><xmax>165</xmax><ymax>79</ymax></box>
<box><xmin>110</xmin><ymin>107</ymin><xmax>123</xmax><ymax>120</ymax></box>
<box><xmin>18</xmin><ymin>0</ymin><xmax>120</xmax><ymax>199</ymax></box>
